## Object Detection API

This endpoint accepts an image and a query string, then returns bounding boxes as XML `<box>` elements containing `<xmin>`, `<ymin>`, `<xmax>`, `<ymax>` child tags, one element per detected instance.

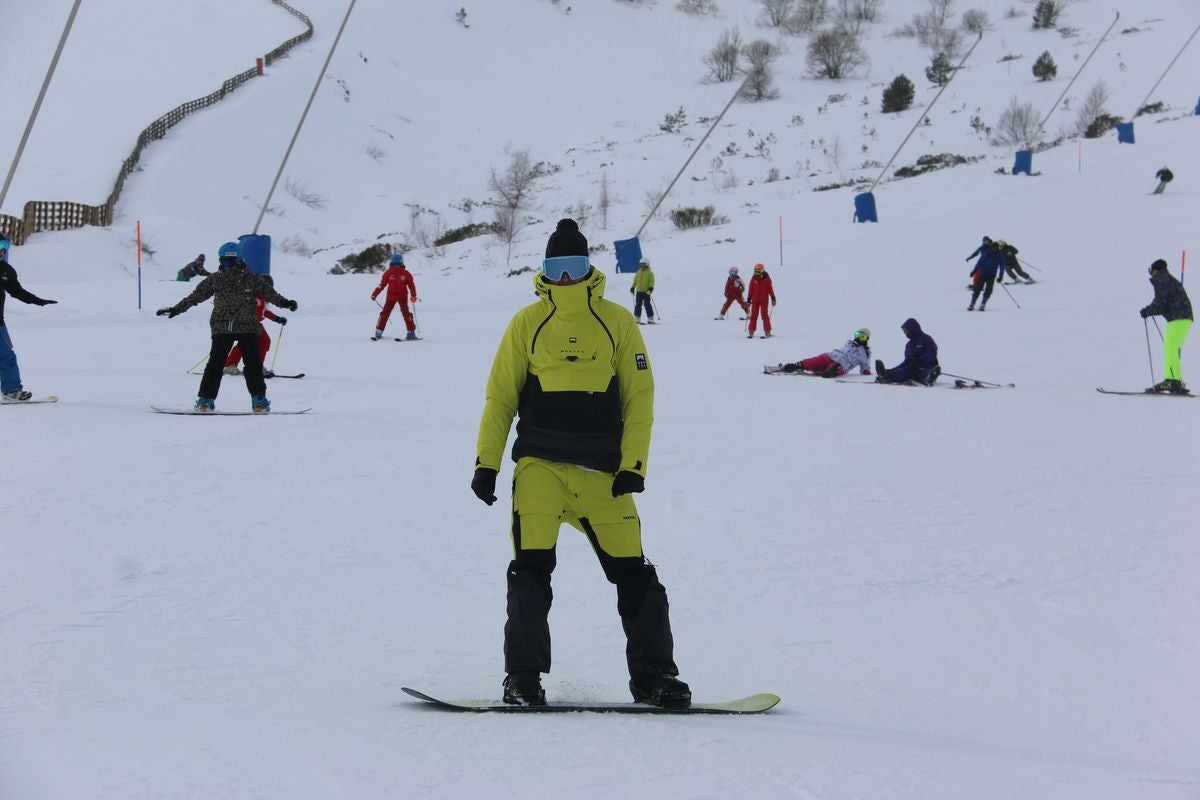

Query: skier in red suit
<box><xmin>746</xmin><ymin>263</ymin><xmax>776</xmax><ymax>338</ymax></box>
<box><xmin>225</xmin><ymin>296</ymin><xmax>285</xmax><ymax>374</ymax></box>
<box><xmin>371</xmin><ymin>253</ymin><xmax>418</xmax><ymax>340</ymax></box>
<box><xmin>717</xmin><ymin>266</ymin><xmax>750</xmax><ymax>319</ymax></box>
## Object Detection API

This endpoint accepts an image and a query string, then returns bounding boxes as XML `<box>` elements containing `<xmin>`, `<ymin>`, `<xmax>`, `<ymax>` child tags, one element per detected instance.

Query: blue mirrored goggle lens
<box><xmin>542</xmin><ymin>255</ymin><xmax>590</xmax><ymax>281</ymax></box>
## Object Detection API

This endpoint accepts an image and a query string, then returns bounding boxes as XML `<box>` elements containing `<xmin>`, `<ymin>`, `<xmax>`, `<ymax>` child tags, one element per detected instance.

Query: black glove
<box><xmin>37</xmin><ymin>299</ymin><xmax>57</xmax><ymax>305</ymax></box>
<box><xmin>276</xmin><ymin>316</ymin><xmax>288</xmax><ymax>325</ymax></box>
<box><xmin>1140</xmin><ymin>307</ymin><xmax>1150</xmax><ymax>318</ymax></box>
<box><xmin>647</xmin><ymin>287</ymin><xmax>653</xmax><ymax>294</ymax></box>
<box><xmin>471</xmin><ymin>468</ymin><xmax>498</xmax><ymax>506</ymax></box>
<box><xmin>156</xmin><ymin>307</ymin><xmax>178</xmax><ymax>318</ymax></box>
<box><xmin>288</xmin><ymin>300</ymin><xmax>298</xmax><ymax>311</ymax></box>
<box><xmin>611</xmin><ymin>470</ymin><xmax>645</xmax><ymax>497</ymax></box>
<box><xmin>629</xmin><ymin>286</ymin><xmax>634</xmax><ymax>294</ymax></box>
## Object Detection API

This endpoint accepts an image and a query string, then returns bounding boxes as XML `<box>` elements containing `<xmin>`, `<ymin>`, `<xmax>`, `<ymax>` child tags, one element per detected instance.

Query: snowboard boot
<box><xmin>405</xmin><ymin>330</ymin><xmax>419</xmax><ymax>340</ymax></box>
<box><xmin>193</xmin><ymin>397</ymin><xmax>215</xmax><ymax>412</ymax></box>
<box><xmin>251</xmin><ymin>395</ymin><xmax>271</xmax><ymax>413</ymax></box>
<box><xmin>502</xmin><ymin>672</ymin><xmax>546</xmax><ymax>707</ymax></box>
<box><xmin>629</xmin><ymin>672</ymin><xmax>691</xmax><ymax>709</ymax></box>
<box><xmin>2</xmin><ymin>389</ymin><xmax>33</xmax><ymax>402</ymax></box>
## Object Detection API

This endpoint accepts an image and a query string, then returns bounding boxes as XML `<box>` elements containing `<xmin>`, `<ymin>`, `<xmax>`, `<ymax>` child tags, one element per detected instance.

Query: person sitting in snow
<box><xmin>771</xmin><ymin>328</ymin><xmax>872</xmax><ymax>377</ymax></box>
<box><xmin>177</xmin><ymin>253</ymin><xmax>209</xmax><ymax>281</ymax></box>
<box><xmin>875</xmin><ymin>318</ymin><xmax>940</xmax><ymax>385</ymax></box>
<box><xmin>717</xmin><ymin>266</ymin><xmax>749</xmax><ymax>320</ymax></box>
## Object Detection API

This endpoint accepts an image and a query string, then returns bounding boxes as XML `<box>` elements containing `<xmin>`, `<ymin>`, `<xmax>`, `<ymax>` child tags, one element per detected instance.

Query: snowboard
<box><xmin>1</xmin><ymin>395</ymin><xmax>58</xmax><ymax>404</ymax></box>
<box><xmin>401</xmin><ymin>687</ymin><xmax>780</xmax><ymax>715</ymax></box>
<box><xmin>1096</xmin><ymin>388</ymin><xmax>1193</xmax><ymax>397</ymax></box>
<box><xmin>150</xmin><ymin>406</ymin><xmax>311</xmax><ymax>415</ymax></box>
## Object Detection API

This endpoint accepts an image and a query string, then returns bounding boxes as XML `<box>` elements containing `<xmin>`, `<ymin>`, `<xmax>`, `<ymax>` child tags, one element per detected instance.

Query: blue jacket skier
<box><xmin>0</xmin><ymin>238</ymin><xmax>57</xmax><ymax>401</ymax></box>
<box><xmin>968</xmin><ymin>240</ymin><xmax>1006</xmax><ymax>311</ymax></box>
<box><xmin>876</xmin><ymin>318</ymin><xmax>940</xmax><ymax>385</ymax></box>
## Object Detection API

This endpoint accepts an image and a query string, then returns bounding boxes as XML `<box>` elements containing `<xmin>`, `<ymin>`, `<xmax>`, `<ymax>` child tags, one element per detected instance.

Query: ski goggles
<box><xmin>542</xmin><ymin>255</ymin><xmax>591</xmax><ymax>282</ymax></box>
<box><xmin>853</xmin><ymin>329</ymin><xmax>869</xmax><ymax>342</ymax></box>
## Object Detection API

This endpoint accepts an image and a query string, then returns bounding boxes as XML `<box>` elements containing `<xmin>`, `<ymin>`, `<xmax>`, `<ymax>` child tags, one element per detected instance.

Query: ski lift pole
<box><xmin>252</xmin><ymin>0</ymin><xmax>358</xmax><ymax>234</ymax></box>
<box><xmin>1028</xmin><ymin>12</ymin><xmax>1120</xmax><ymax>147</ymax></box>
<box><xmin>1128</xmin><ymin>20</ymin><xmax>1200</xmax><ymax>119</ymax></box>
<box><xmin>634</xmin><ymin>73</ymin><xmax>752</xmax><ymax>240</ymax></box>
<box><xmin>867</xmin><ymin>31</ymin><xmax>982</xmax><ymax>194</ymax></box>
<box><xmin>0</xmin><ymin>0</ymin><xmax>81</xmax><ymax>213</ymax></box>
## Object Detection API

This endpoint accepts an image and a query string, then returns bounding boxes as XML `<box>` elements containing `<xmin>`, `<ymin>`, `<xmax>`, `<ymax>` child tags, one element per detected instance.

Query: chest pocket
<box><xmin>531</xmin><ymin>329</ymin><xmax>614</xmax><ymax>393</ymax></box>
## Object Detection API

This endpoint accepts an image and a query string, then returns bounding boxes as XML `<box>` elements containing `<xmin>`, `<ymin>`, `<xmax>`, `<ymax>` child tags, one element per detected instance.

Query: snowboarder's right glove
<box><xmin>471</xmin><ymin>467</ymin><xmax>498</xmax><ymax>506</ymax></box>
<box><xmin>156</xmin><ymin>307</ymin><xmax>178</xmax><ymax>318</ymax></box>
<box><xmin>611</xmin><ymin>471</ymin><xmax>645</xmax><ymax>497</ymax></box>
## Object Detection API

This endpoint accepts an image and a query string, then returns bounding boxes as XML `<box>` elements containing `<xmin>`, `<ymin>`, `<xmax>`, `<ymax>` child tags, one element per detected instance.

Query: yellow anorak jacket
<box><xmin>477</xmin><ymin>268</ymin><xmax>653</xmax><ymax>476</ymax></box>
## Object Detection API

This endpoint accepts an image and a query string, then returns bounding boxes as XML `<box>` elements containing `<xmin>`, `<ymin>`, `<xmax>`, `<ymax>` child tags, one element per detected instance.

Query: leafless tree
<box><xmin>597</xmin><ymin>170</ymin><xmax>612</xmax><ymax>230</ymax></box>
<box><xmin>806</xmin><ymin>26</ymin><xmax>867</xmax><ymax>79</ymax></box>
<box><xmin>960</xmin><ymin>7</ymin><xmax>988</xmax><ymax>33</ymax></box>
<box><xmin>740</xmin><ymin>39</ymin><xmax>780</xmax><ymax>100</ymax></box>
<box><xmin>993</xmin><ymin>96</ymin><xmax>1039</xmax><ymax>147</ymax></box>
<box><xmin>782</xmin><ymin>0</ymin><xmax>828</xmax><ymax>33</ymax></box>
<box><xmin>1074</xmin><ymin>80</ymin><xmax>1112</xmax><ymax>135</ymax></box>
<box><xmin>702</xmin><ymin>27</ymin><xmax>742</xmax><ymax>82</ymax></box>
<box><xmin>759</xmin><ymin>0</ymin><xmax>795</xmax><ymax>26</ymax></box>
<box><xmin>489</xmin><ymin>148</ymin><xmax>541</xmax><ymax>261</ymax></box>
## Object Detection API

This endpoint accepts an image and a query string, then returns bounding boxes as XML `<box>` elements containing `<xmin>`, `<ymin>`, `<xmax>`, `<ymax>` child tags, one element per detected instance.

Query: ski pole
<box><xmin>1018</xmin><ymin>256</ymin><xmax>1044</xmax><ymax>273</ymax></box>
<box><xmin>1151</xmin><ymin>317</ymin><xmax>1164</xmax><ymax>341</ymax></box>
<box><xmin>411</xmin><ymin>302</ymin><xmax>421</xmax><ymax>337</ymax></box>
<box><xmin>998</xmin><ymin>280</ymin><xmax>1021</xmax><ymax>308</ymax></box>
<box><xmin>1144</xmin><ymin>318</ymin><xmax>1157</xmax><ymax>387</ymax></box>
<box><xmin>650</xmin><ymin>295</ymin><xmax>662</xmax><ymax>322</ymax></box>
<box><xmin>186</xmin><ymin>353</ymin><xmax>207</xmax><ymax>374</ymax></box>
<box><xmin>270</xmin><ymin>321</ymin><xmax>285</xmax><ymax>373</ymax></box>
<box><xmin>939</xmin><ymin>371</ymin><xmax>1015</xmax><ymax>388</ymax></box>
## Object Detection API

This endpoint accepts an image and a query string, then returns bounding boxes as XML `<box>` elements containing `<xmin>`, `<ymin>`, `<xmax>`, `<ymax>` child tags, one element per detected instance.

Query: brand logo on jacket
<box><xmin>635</xmin><ymin>353</ymin><xmax>648</xmax><ymax>370</ymax></box>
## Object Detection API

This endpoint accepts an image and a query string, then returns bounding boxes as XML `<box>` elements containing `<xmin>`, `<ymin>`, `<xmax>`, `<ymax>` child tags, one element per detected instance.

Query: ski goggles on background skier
<box><xmin>542</xmin><ymin>255</ymin><xmax>591</xmax><ymax>282</ymax></box>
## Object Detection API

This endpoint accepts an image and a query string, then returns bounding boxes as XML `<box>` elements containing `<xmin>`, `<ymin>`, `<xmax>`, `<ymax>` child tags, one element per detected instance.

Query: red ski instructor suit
<box><xmin>746</xmin><ymin>265</ymin><xmax>776</xmax><ymax>336</ymax></box>
<box><xmin>372</xmin><ymin>265</ymin><xmax>418</xmax><ymax>333</ymax></box>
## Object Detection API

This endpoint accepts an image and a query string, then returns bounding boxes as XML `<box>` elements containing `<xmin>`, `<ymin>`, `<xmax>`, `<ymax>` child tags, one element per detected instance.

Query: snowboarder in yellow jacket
<box><xmin>471</xmin><ymin>218</ymin><xmax>689</xmax><ymax>709</ymax></box>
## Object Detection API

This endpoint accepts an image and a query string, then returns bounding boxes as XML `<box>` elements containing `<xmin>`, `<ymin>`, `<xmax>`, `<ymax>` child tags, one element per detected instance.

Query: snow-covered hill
<box><xmin>2</xmin><ymin>2</ymin><xmax>1198</xmax><ymax>799</ymax></box>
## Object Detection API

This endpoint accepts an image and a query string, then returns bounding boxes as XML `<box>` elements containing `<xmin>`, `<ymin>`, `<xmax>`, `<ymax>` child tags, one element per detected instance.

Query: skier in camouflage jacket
<box><xmin>157</xmin><ymin>242</ymin><xmax>297</xmax><ymax>410</ymax></box>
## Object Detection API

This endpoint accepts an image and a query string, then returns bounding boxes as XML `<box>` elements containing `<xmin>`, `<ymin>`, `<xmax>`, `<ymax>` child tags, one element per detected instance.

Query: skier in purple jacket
<box><xmin>875</xmin><ymin>318</ymin><xmax>940</xmax><ymax>385</ymax></box>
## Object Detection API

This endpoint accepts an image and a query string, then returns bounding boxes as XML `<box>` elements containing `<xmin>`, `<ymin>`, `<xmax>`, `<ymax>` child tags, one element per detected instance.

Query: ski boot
<box><xmin>629</xmin><ymin>672</ymin><xmax>691</xmax><ymax>709</ymax></box>
<box><xmin>223</xmin><ymin>365</ymin><xmax>240</xmax><ymax>376</ymax></box>
<box><xmin>502</xmin><ymin>672</ymin><xmax>546</xmax><ymax>706</ymax></box>
<box><xmin>251</xmin><ymin>395</ymin><xmax>271</xmax><ymax>413</ymax></box>
<box><xmin>405</xmin><ymin>330</ymin><xmax>419</xmax><ymax>340</ymax></box>
<box><xmin>193</xmin><ymin>397</ymin><xmax>216</xmax><ymax>412</ymax></box>
<box><xmin>2</xmin><ymin>389</ymin><xmax>33</xmax><ymax>402</ymax></box>
<box><xmin>372</xmin><ymin>330</ymin><xmax>383</xmax><ymax>341</ymax></box>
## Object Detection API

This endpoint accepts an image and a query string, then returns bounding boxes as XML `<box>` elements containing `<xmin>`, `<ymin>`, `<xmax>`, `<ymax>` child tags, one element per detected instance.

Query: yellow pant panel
<box><xmin>512</xmin><ymin>458</ymin><xmax>644</xmax><ymax>558</ymax></box>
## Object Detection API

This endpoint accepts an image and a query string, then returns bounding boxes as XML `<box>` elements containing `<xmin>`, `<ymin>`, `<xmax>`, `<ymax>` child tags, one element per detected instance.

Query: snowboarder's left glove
<box><xmin>611</xmin><ymin>471</ymin><xmax>645</xmax><ymax>497</ymax></box>
<box><xmin>276</xmin><ymin>316</ymin><xmax>287</xmax><ymax>325</ymax></box>
<box><xmin>471</xmin><ymin>468</ymin><xmax>498</xmax><ymax>506</ymax></box>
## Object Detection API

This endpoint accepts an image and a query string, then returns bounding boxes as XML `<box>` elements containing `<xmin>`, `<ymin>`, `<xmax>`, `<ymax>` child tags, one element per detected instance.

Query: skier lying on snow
<box><xmin>771</xmin><ymin>328</ymin><xmax>872</xmax><ymax>377</ymax></box>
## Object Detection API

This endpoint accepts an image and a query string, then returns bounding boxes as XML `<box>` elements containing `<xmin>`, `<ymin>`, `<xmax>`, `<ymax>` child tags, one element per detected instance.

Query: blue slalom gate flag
<box><xmin>614</xmin><ymin>237</ymin><xmax>643</xmax><ymax>273</ymax></box>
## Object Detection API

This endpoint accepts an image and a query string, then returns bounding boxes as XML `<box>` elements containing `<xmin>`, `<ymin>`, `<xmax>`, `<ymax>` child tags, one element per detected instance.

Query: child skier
<box><xmin>630</xmin><ymin>259</ymin><xmax>655</xmax><ymax>324</ymax></box>
<box><xmin>746</xmin><ymin>264</ymin><xmax>776</xmax><ymax>338</ymax></box>
<box><xmin>770</xmin><ymin>328</ymin><xmax>871</xmax><ymax>377</ymax></box>
<box><xmin>717</xmin><ymin>266</ymin><xmax>749</xmax><ymax>319</ymax></box>
<box><xmin>176</xmin><ymin>254</ymin><xmax>209</xmax><ymax>281</ymax></box>
<box><xmin>223</xmin><ymin>296</ymin><xmax>286</xmax><ymax>377</ymax></box>
<box><xmin>371</xmin><ymin>253</ymin><xmax>418</xmax><ymax>340</ymax></box>
<box><xmin>156</xmin><ymin>241</ymin><xmax>297</xmax><ymax>412</ymax></box>
<box><xmin>0</xmin><ymin>237</ymin><xmax>57</xmax><ymax>401</ymax></box>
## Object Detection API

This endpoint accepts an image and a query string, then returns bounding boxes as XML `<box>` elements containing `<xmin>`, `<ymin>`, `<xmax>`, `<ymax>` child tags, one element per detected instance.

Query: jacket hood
<box><xmin>533</xmin><ymin>266</ymin><xmax>607</xmax><ymax>310</ymax></box>
<box><xmin>901</xmin><ymin>318</ymin><xmax>922</xmax><ymax>337</ymax></box>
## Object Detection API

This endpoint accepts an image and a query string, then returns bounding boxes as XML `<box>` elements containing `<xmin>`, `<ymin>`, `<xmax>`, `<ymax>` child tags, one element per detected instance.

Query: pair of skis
<box><xmin>1096</xmin><ymin>388</ymin><xmax>1193</xmax><ymax>397</ymax></box>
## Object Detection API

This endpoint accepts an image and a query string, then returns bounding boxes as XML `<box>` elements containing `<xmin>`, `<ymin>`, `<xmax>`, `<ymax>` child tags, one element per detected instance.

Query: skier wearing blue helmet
<box><xmin>370</xmin><ymin>251</ymin><xmax>418</xmax><ymax>340</ymax></box>
<box><xmin>157</xmin><ymin>238</ymin><xmax>298</xmax><ymax>412</ymax></box>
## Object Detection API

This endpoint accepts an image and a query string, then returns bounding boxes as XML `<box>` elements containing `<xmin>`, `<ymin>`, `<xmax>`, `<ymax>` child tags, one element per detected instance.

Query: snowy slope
<box><xmin>2</xmin><ymin>1</ymin><xmax>1199</xmax><ymax>799</ymax></box>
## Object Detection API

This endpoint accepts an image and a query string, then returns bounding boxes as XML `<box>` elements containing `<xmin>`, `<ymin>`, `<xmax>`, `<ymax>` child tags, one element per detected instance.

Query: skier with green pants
<box><xmin>1140</xmin><ymin>258</ymin><xmax>1192</xmax><ymax>394</ymax></box>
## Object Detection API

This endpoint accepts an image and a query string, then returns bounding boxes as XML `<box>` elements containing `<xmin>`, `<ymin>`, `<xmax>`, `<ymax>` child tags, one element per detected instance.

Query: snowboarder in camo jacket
<box><xmin>157</xmin><ymin>241</ymin><xmax>297</xmax><ymax>412</ymax></box>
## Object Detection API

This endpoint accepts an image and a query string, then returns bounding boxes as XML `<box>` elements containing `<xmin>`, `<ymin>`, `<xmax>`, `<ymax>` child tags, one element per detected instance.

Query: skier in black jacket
<box><xmin>1140</xmin><ymin>258</ymin><xmax>1192</xmax><ymax>393</ymax></box>
<box><xmin>157</xmin><ymin>241</ymin><xmax>297</xmax><ymax>412</ymax></box>
<box><xmin>0</xmin><ymin>237</ymin><xmax>57</xmax><ymax>402</ymax></box>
